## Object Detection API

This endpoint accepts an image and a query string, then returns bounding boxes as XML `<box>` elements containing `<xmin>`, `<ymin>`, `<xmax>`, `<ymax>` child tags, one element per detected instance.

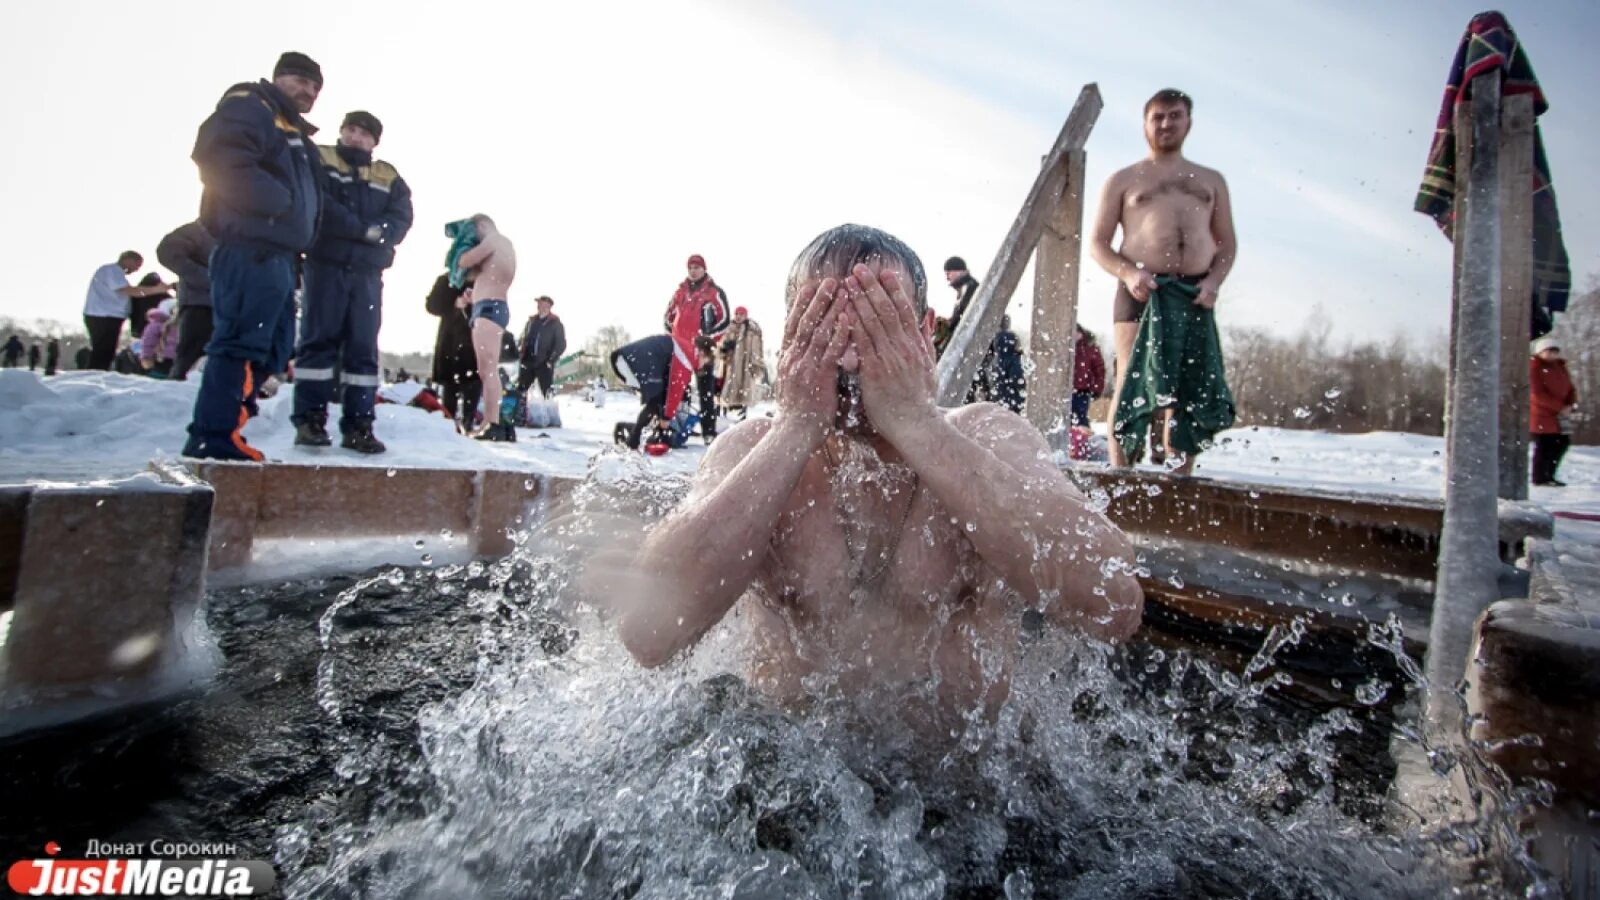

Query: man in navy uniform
<box><xmin>183</xmin><ymin>51</ymin><xmax>324</xmax><ymax>461</ymax></box>
<box><xmin>291</xmin><ymin>110</ymin><xmax>413</xmax><ymax>453</ymax></box>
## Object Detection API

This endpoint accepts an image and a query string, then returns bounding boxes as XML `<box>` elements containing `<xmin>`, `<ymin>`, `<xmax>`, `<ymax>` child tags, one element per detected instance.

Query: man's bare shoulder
<box><xmin>1182</xmin><ymin>159</ymin><xmax>1228</xmax><ymax>185</ymax></box>
<box><xmin>947</xmin><ymin>402</ymin><xmax>1085</xmax><ymax>490</ymax></box>
<box><xmin>687</xmin><ymin>416</ymin><xmax>775</xmax><ymax>492</ymax></box>
<box><xmin>948</xmin><ymin>402</ymin><xmax>1041</xmax><ymax>445</ymax></box>
<box><xmin>1105</xmin><ymin>161</ymin><xmax>1145</xmax><ymax>188</ymax></box>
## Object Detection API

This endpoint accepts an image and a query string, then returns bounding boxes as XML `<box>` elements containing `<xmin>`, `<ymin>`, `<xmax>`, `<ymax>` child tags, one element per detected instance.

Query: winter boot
<box><xmin>341</xmin><ymin>421</ymin><xmax>387</xmax><ymax>454</ymax></box>
<box><xmin>294</xmin><ymin>415</ymin><xmax>333</xmax><ymax>447</ymax></box>
<box><xmin>184</xmin><ymin>355</ymin><xmax>266</xmax><ymax>462</ymax></box>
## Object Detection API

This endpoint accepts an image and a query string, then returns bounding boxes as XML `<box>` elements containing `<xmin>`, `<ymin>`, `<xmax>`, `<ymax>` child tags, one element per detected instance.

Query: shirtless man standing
<box><xmin>1090</xmin><ymin>89</ymin><xmax>1237</xmax><ymax>472</ymax></box>
<box><xmin>601</xmin><ymin>224</ymin><xmax>1143</xmax><ymax>727</ymax></box>
<box><xmin>455</xmin><ymin>214</ymin><xmax>517</xmax><ymax>436</ymax></box>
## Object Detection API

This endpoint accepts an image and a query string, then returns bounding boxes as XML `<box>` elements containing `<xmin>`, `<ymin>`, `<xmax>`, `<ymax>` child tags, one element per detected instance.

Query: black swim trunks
<box><xmin>1113</xmin><ymin>273</ymin><xmax>1207</xmax><ymax>323</ymax></box>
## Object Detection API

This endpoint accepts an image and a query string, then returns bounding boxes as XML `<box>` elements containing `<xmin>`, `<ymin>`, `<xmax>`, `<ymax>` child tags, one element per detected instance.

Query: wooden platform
<box><xmin>1</xmin><ymin>463</ymin><xmax>212</xmax><ymax>735</ymax></box>
<box><xmin>1469</xmin><ymin>536</ymin><xmax>1600</xmax><ymax>896</ymax></box>
<box><xmin>180</xmin><ymin>461</ymin><xmax>568</xmax><ymax>573</ymax></box>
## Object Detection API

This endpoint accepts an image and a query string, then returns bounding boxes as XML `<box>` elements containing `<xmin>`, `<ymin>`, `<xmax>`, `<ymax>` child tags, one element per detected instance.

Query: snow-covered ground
<box><xmin>0</xmin><ymin>369</ymin><xmax>709</xmax><ymax>482</ymax></box>
<box><xmin>3</xmin><ymin>367</ymin><xmax>1597</xmax><ymax>530</ymax></box>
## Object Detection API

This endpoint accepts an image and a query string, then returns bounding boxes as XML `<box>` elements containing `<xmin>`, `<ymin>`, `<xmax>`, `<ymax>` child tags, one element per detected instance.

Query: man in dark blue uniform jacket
<box><xmin>182</xmin><ymin>51</ymin><xmax>325</xmax><ymax>461</ymax></box>
<box><xmin>291</xmin><ymin>110</ymin><xmax>413</xmax><ymax>453</ymax></box>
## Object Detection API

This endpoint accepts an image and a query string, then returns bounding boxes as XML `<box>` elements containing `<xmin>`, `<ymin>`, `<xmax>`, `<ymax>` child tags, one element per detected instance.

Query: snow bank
<box><xmin>2</xmin><ymin>368</ymin><xmax>1596</xmax><ymax>524</ymax></box>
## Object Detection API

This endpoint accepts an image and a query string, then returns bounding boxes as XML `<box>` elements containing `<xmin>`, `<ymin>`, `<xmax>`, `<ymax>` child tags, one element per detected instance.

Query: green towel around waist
<box><xmin>1112</xmin><ymin>276</ymin><xmax>1235</xmax><ymax>463</ymax></box>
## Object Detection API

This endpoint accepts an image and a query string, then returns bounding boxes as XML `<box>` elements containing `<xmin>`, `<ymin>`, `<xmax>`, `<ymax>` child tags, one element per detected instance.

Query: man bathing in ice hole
<box><xmin>600</xmin><ymin>225</ymin><xmax>1143</xmax><ymax>715</ymax></box>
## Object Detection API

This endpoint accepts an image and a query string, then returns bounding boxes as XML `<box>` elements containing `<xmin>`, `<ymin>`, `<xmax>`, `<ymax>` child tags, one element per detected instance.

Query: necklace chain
<box><xmin>823</xmin><ymin>438</ymin><xmax>918</xmax><ymax>586</ymax></box>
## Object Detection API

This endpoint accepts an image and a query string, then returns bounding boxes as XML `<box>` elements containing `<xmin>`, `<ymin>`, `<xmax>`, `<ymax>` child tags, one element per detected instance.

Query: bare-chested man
<box><xmin>1090</xmin><ymin>89</ymin><xmax>1237</xmax><ymax>473</ymax></box>
<box><xmin>454</xmin><ymin>214</ymin><xmax>517</xmax><ymax>436</ymax></box>
<box><xmin>602</xmin><ymin>224</ymin><xmax>1143</xmax><ymax>728</ymax></box>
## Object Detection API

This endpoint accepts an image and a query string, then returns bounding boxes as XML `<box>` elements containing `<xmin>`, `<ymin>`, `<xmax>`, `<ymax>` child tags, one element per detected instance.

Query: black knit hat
<box><xmin>273</xmin><ymin>51</ymin><xmax>324</xmax><ymax>88</ymax></box>
<box><xmin>342</xmin><ymin>110</ymin><xmax>383</xmax><ymax>143</ymax></box>
<box><xmin>944</xmin><ymin>256</ymin><xmax>967</xmax><ymax>273</ymax></box>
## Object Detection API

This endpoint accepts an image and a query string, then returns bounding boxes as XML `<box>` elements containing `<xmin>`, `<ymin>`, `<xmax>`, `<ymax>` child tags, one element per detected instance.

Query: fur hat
<box><xmin>1532</xmin><ymin>336</ymin><xmax>1560</xmax><ymax>355</ymax></box>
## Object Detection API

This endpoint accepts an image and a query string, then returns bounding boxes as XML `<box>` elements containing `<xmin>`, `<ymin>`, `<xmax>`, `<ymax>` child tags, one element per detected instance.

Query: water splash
<box><xmin>272</xmin><ymin>468</ymin><xmax>1548</xmax><ymax>899</ymax></box>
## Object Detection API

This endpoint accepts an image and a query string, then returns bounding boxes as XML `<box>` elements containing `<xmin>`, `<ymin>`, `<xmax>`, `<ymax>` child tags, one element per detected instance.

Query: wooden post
<box><xmin>1026</xmin><ymin>149</ymin><xmax>1088</xmax><ymax>450</ymax></box>
<box><xmin>1428</xmin><ymin>69</ymin><xmax>1504</xmax><ymax>738</ymax></box>
<box><xmin>1496</xmin><ymin>93</ymin><xmax>1536</xmax><ymax>501</ymax></box>
<box><xmin>936</xmin><ymin>84</ymin><xmax>1102</xmax><ymax>407</ymax></box>
<box><xmin>1442</xmin><ymin>100</ymin><xmax>1471</xmax><ymax>489</ymax></box>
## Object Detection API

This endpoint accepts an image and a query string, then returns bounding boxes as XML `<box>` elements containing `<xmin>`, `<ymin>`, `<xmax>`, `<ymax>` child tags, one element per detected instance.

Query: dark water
<box><xmin>0</xmin><ymin>462</ymin><xmax>1551</xmax><ymax>898</ymax></box>
<box><xmin>0</xmin><ymin>554</ymin><xmax>1530</xmax><ymax>899</ymax></box>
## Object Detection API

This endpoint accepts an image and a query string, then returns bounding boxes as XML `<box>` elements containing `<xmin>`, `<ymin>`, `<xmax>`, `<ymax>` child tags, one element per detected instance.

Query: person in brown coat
<box><xmin>1529</xmin><ymin>336</ymin><xmax>1577</xmax><ymax>487</ymax></box>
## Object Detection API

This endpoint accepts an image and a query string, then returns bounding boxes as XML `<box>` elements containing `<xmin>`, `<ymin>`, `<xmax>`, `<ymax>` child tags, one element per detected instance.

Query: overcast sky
<box><xmin>1</xmin><ymin>0</ymin><xmax>1593</xmax><ymax>355</ymax></box>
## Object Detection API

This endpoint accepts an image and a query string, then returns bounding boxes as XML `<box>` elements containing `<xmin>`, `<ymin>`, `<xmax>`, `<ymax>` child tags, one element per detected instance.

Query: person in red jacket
<box><xmin>1529</xmin><ymin>336</ymin><xmax>1578</xmax><ymax>487</ymax></box>
<box><xmin>1071</xmin><ymin>324</ymin><xmax>1107</xmax><ymax>427</ymax></box>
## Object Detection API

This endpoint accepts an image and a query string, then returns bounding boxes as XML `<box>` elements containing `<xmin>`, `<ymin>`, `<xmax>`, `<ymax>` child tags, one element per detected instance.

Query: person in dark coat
<box><xmin>934</xmin><ymin>256</ymin><xmax>980</xmax><ymax>360</ymax></box>
<box><xmin>156</xmin><ymin>219</ymin><xmax>217</xmax><ymax>380</ymax></box>
<box><xmin>425</xmin><ymin>272</ymin><xmax>481</xmax><ymax>429</ymax></box>
<box><xmin>129</xmin><ymin>273</ymin><xmax>171</xmax><ymax>339</ymax></box>
<box><xmin>2</xmin><ymin>335</ymin><xmax>22</xmax><ymax>367</ymax></box>
<box><xmin>516</xmin><ymin>295</ymin><xmax>566</xmax><ymax>400</ymax></box>
<box><xmin>292</xmin><ymin>109</ymin><xmax>413</xmax><ymax>454</ymax></box>
<box><xmin>1071</xmin><ymin>324</ymin><xmax>1107</xmax><ymax>427</ymax></box>
<box><xmin>27</xmin><ymin>344</ymin><xmax>40</xmax><ymax>371</ymax></box>
<box><xmin>1530</xmin><ymin>336</ymin><xmax>1578</xmax><ymax>487</ymax></box>
<box><xmin>45</xmin><ymin>339</ymin><xmax>60</xmax><ymax>376</ymax></box>
<box><xmin>991</xmin><ymin>315</ymin><xmax>1026</xmax><ymax>414</ymax></box>
<box><xmin>183</xmin><ymin>51</ymin><xmax>325</xmax><ymax>462</ymax></box>
<box><xmin>694</xmin><ymin>334</ymin><xmax>719</xmax><ymax>442</ymax></box>
<box><xmin>610</xmin><ymin>334</ymin><xmax>674</xmax><ymax>450</ymax></box>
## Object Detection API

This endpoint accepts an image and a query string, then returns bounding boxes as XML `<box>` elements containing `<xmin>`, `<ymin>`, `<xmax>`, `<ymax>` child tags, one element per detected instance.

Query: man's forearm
<box><xmin>1203</xmin><ymin>239</ymin><xmax>1236</xmax><ymax>288</ymax></box>
<box><xmin>892</xmin><ymin>413</ymin><xmax>1141</xmax><ymax>634</ymax></box>
<box><xmin>1088</xmin><ymin>241</ymin><xmax>1134</xmax><ymax>282</ymax></box>
<box><xmin>622</xmin><ymin>418</ymin><xmax>818</xmax><ymax>664</ymax></box>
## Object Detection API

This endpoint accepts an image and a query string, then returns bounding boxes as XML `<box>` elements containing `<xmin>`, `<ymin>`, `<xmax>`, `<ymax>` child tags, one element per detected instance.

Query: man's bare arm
<box><xmin>845</xmin><ymin>265</ymin><xmax>1141</xmax><ymax>641</ymax></box>
<box><xmin>614</xmin><ymin>419</ymin><xmax>813</xmax><ymax>666</ymax></box>
<box><xmin>1197</xmin><ymin>173</ymin><xmax>1238</xmax><ymax>305</ymax></box>
<box><xmin>1088</xmin><ymin>172</ymin><xmax>1131</xmax><ymax>280</ymax></box>
<box><xmin>612</xmin><ymin>283</ymin><xmax>850</xmax><ymax>667</ymax></box>
<box><xmin>456</xmin><ymin>240</ymin><xmax>493</xmax><ymax>273</ymax></box>
<box><xmin>893</xmin><ymin>405</ymin><xmax>1143</xmax><ymax>640</ymax></box>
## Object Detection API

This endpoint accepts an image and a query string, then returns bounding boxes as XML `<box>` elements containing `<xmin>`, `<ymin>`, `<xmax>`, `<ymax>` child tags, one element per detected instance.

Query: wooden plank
<box><xmin>1496</xmin><ymin>93</ymin><xmax>1536</xmax><ymax>501</ymax></box>
<box><xmin>187</xmin><ymin>462</ymin><xmax>559</xmax><ymax>570</ymax></box>
<box><xmin>1071</xmin><ymin>467</ymin><xmax>1445</xmax><ymax>581</ymax></box>
<box><xmin>0</xmin><ymin>486</ymin><xmax>29</xmax><ymax>613</ymax></box>
<box><xmin>251</xmin><ymin>466</ymin><xmax>476</xmax><ymax>538</ymax></box>
<box><xmin>1443</xmin><ymin>99</ymin><xmax>1471</xmax><ymax>488</ymax></box>
<box><xmin>1428</xmin><ymin>68</ymin><xmax>1505</xmax><ymax>734</ymax></box>
<box><xmin>185</xmin><ymin>462</ymin><xmax>263</xmax><ymax>570</ymax></box>
<box><xmin>1025</xmin><ymin>149</ymin><xmax>1088</xmax><ymax>451</ymax></box>
<box><xmin>936</xmin><ymin>84</ymin><xmax>1102</xmax><ymax>406</ymax></box>
<box><xmin>474</xmin><ymin>470</ymin><xmax>543</xmax><ymax>558</ymax></box>
<box><xmin>5</xmin><ymin>486</ymin><xmax>205</xmax><ymax>690</ymax></box>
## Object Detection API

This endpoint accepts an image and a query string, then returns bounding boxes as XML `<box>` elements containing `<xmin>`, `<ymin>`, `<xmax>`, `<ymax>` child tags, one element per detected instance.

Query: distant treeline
<box><xmin>1218</xmin><ymin>281</ymin><xmax>1598</xmax><ymax>443</ymax></box>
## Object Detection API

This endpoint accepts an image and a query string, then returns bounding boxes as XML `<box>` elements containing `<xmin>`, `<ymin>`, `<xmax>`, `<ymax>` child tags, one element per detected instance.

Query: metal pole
<box><xmin>1426</xmin><ymin>69</ymin><xmax>1504</xmax><ymax>736</ymax></box>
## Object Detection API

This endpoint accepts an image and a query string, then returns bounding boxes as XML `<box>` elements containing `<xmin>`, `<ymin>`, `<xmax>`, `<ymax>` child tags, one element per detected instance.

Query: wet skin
<box><xmin>608</xmin><ymin>261</ymin><xmax>1144</xmax><ymax>718</ymax></box>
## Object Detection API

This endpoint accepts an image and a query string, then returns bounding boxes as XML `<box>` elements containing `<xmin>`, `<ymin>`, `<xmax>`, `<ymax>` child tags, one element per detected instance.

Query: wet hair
<box><xmin>1144</xmin><ymin>89</ymin><xmax>1192</xmax><ymax>116</ymax></box>
<box><xmin>785</xmin><ymin>223</ymin><xmax>928</xmax><ymax>317</ymax></box>
<box><xmin>118</xmin><ymin>250</ymin><xmax>142</xmax><ymax>265</ymax></box>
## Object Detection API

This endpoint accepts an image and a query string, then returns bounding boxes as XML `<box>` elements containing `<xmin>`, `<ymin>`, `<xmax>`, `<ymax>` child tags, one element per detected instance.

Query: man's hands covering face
<box><xmin>775</xmin><ymin>277</ymin><xmax>850</xmax><ymax>444</ymax></box>
<box><xmin>845</xmin><ymin>264</ymin><xmax>939</xmax><ymax>445</ymax></box>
